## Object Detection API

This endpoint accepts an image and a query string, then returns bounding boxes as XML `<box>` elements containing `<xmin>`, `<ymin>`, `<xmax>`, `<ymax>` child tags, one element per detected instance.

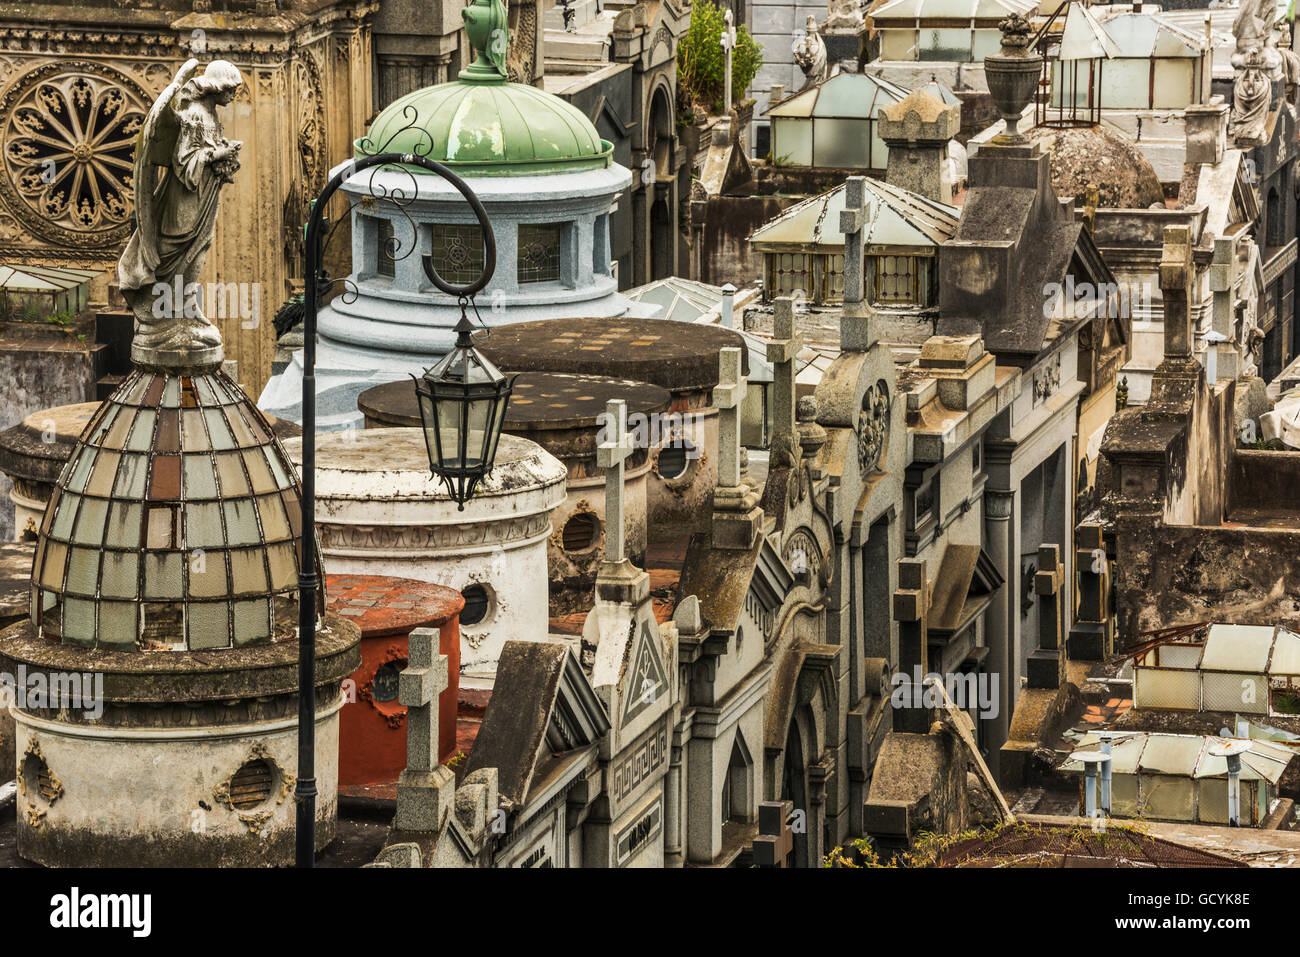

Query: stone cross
<box><xmin>1074</xmin><ymin>524</ymin><xmax>1107</xmax><ymax>624</ymax></box>
<box><xmin>1159</xmin><ymin>225</ymin><xmax>1194</xmax><ymax>359</ymax></box>
<box><xmin>393</xmin><ymin>626</ymin><xmax>453</xmax><ymax>833</ymax></box>
<box><xmin>892</xmin><ymin>558</ymin><xmax>930</xmax><ymax>734</ymax></box>
<box><xmin>721</xmin><ymin>9</ymin><xmax>737</xmax><ymax>115</ymax></box>
<box><xmin>839</xmin><ymin>175</ymin><xmax>876</xmax><ymax>352</ymax></box>
<box><xmin>715</xmin><ymin>347</ymin><xmax>746</xmax><ymax>488</ymax></box>
<box><xmin>1028</xmin><ymin>544</ymin><xmax>1066</xmax><ymax>690</ymax></box>
<box><xmin>1209</xmin><ymin>236</ymin><xmax>1240</xmax><ymax>381</ymax></box>
<box><xmin>766</xmin><ymin>297</ymin><xmax>803</xmax><ymax>441</ymax></box>
<box><xmin>399</xmin><ymin>627</ymin><xmax>449</xmax><ymax>773</ymax></box>
<box><xmin>596</xmin><ymin>398</ymin><xmax>635</xmax><ymax>563</ymax></box>
<box><xmin>753</xmin><ymin>800</ymin><xmax>795</xmax><ymax>867</ymax></box>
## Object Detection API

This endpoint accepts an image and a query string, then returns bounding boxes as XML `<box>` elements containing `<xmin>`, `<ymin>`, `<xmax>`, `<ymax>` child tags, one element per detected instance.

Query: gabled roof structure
<box><xmin>870</xmin><ymin>0</ymin><xmax>1035</xmax><ymax>21</ymax></box>
<box><xmin>764</xmin><ymin>70</ymin><xmax>906</xmax><ymax>120</ymax></box>
<box><xmin>748</xmin><ymin>178</ymin><xmax>960</xmax><ymax>251</ymax></box>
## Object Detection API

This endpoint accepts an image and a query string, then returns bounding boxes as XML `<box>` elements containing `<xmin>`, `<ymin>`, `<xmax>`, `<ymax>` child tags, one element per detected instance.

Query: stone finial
<box><xmin>796</xmin><ymin>395</ymin><xmax>827</xmax><ymax>459</ymax></box>
<box><xmin>878</xmin><ymin>91</ymin><xmax>960</xmax><ymax>204</ymax></box>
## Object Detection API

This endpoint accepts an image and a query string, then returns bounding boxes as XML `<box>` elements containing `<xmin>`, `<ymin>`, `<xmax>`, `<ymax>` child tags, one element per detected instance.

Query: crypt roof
<box><xmin>763</xmin><ymin>70</ymin><xmax>910</xmax><ymax>120</ymax></box>
<box><xmin>868</xmin><ymin>0</ymin><xmax>1035</xmax><ymax>23</ymax></box>
<box><xmin>464</xmin><ymin>639</ymin><xmax>609</xmax><ymax>807</ymax></box>
<box><xmin>748</xmin><ymin>178</ymin><xmax>960</xmax><ymax>251</ymax></box>
<box><xmin>1025</xmin><ymin>125</ymin><xmax>1165</xmax><ymax>209</ymax></box>
<box><xmin>29</xmin><ymin>368</ymin><xmax>320</xmax><ymax>650</ymax></box>
<box><xmin>360</xmin><ymin>0</ymin><xmax>612</xmax><ymax>176</ymax></box>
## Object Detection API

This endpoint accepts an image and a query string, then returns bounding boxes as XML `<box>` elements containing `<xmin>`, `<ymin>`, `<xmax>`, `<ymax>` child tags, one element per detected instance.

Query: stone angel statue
<box><xmin>793</xmin><ymin>15</ymin><xmax>828</xmax><ymax>92</ymax></box>
<box><xmin>118</xmin><ymin>58</ymin><xmax>243</xmax><ymax>367</ymax></box>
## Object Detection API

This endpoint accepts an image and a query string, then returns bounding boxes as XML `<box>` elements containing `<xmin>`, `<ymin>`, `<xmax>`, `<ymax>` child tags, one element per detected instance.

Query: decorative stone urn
<box><xmin>983</xmin><ymin>13</ymin><xmax>1040</xmax><ymax>145</ymax></box>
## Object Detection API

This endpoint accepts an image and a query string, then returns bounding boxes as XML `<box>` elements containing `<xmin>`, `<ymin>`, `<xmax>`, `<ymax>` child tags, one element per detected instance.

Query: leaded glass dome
<box><xmin>29</xmin><ymin>367</ymin><xmax>322</xmax><ymax>650</ymax></box>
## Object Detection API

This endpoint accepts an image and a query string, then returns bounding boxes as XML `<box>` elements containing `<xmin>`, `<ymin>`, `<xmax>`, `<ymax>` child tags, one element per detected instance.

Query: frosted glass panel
<box><xmin>773</xmin><ymin>118</ymin><xmax>812</xmax><ymax>166</ymax></box>
<box><xmin>812</xmin><ymin>118</ymin><xmax>872</xmax><ymax>169</ymax></box>
<box><xmin>919</xmin><ymin>29</ymin><xmax>971</xmax><ymax>61</ymax></box>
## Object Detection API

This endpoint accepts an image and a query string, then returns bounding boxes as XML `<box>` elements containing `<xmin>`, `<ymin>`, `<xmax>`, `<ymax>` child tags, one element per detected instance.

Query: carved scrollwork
<box><xmin>855</xmin><ymin>378</ymin><xmax>891</xmax><ymax>475</ymax></box>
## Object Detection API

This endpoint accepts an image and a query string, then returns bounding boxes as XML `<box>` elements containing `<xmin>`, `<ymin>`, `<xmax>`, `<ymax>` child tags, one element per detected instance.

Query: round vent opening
<box><xmin>229</xmin><ymin>759</ymin><xmax>274</xmax><ymax>810</ymax></box>
<box><xmin>561</xmin><ymin>512</ymin><xmax>601</xmax><ymax>552</ymax></box>
<box><xmin>656</xmin><ymin>442</ymin><xmax>693</xmax><ymax>480</ymax></box>
<box><xmin>372</xmin><ymin>658</ymin><xmax>407</xmax><ymax>703</ymax></box>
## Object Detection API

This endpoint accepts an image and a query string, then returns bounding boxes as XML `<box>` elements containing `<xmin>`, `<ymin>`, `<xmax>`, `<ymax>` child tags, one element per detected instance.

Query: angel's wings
<box><xmin>130</xmin><ymin>58</ymin><xmax>199</xmax><ymax>271</ymax></box>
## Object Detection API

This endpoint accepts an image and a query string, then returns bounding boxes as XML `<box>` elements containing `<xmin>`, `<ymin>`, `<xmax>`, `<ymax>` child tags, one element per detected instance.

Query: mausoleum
<box><xmin>259</xmin><ymin>1</ymin><xmax>647</xmax><ymax>430</ymax></box>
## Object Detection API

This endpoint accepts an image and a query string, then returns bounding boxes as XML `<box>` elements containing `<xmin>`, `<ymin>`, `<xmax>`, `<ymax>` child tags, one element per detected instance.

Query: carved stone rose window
<box><xmin>1</xmin><ymin>62</ymin><xmax>150</xmax><ymax>248</ymax></box>
<box><xmin>856</xmin><ymin>378</ymin><xmax>892</xmax><ymax>474</ymax></box>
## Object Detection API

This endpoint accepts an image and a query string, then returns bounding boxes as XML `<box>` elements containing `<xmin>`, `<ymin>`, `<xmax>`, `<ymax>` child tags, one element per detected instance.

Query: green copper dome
<box><xmin>357</xmin><ymin>0</ymin><xmax>612</xmax><ymax>176</ymax></box>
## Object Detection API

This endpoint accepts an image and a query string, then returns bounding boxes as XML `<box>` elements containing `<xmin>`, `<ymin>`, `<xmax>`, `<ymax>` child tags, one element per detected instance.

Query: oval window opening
<box><xmin>461</xmin><ymin>583</ymin><xmax>490</xmax><ymax>626</ymax></box>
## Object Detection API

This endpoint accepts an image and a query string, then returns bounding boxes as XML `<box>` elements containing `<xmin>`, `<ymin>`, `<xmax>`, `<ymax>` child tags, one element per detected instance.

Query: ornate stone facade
<box><xmin>0</xmin><ymin>0</ymin><xmax>379</xmax><ymax>394</ymax></box>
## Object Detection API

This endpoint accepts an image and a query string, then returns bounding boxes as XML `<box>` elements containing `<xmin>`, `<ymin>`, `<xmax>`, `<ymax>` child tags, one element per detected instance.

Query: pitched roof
<box><xmin>764</xmin><ymin>70</ymin><xmax>908</xmax><ymax>120</ymax></box>
<box><xmin>1100</xmin><ymin>10</ymin><xmax>1207</xmax><ymax>57</ymax></box>
<box><xmin>748</xmin><ymin>178</ymin><xmax>960</xmax><ymax>250</ymax></box>
<box><xmin>464</xmin><ymin>639</ymin><xmax>609</xmax><ymax>807</ymax></box>
<box><xmin>870</xmin><ymin>0</ymin><xmax>1035</xmax><ymax>22</ymax></box>
<box><xmin>1058</xmin><ymin>2</ymin><xmax>1121</xmax><ymax>60</ymax></box>
<box><xmin>0</xmin><ymin>264</ymin><xmax>101</xmax><ymax>291</ymax></box>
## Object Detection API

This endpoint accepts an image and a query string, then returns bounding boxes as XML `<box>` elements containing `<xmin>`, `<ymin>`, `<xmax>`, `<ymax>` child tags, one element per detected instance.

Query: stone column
<box><xmin>1027</xmin><ymin>543</ymin><xmax>1065</xmax><ymax>689</ymax></box>
<box><xmin>767</xmin><ymin>297</ymin><xmax>803</xmax><ymax>442</ymax></box>
<box><xmin>596</xmin><ymin>399</ymin><xmax>635</xmax><ymax>563</ymax></box>
<box><xmin>983</xmin><ymin>486</ymin><xmax>1014</xmax><ymax>779</ymax></box>
<box><xmin>712</xmin><ymin>348</ymin><xmax>762</xmax><ymax>549</ymax></box>
<box><xmin>1160</xmin><ymin>225</ymin><xmax>1195</xmax><ymax>359</ymax></box>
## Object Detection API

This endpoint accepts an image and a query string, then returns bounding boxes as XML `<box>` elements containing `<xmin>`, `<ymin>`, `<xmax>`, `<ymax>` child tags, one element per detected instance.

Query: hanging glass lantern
<box><xmin>412</xmin><ymin>308</ymin><xmax>515</xmax><ymax>509</ymax></box>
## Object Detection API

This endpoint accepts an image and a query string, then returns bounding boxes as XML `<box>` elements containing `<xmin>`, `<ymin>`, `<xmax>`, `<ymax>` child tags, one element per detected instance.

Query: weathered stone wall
<box><xmin>698</xmin><ymin>194</ymin><xmax>793</xmax><ymax>287</ymax></box>
<box><xmin>0</xmin><ymin>329</ymin><xmax>99</xmax><ymax>540</ymax></box>
<box><xmin>1229</xmin><ymin>449</ymin><xmax>1300</xmax><ymax>513</ymax></box>
<box><xmin>1114</xmin><ymin>517</ymin><xmax>1300</xmax><ymax>639</ymax></box>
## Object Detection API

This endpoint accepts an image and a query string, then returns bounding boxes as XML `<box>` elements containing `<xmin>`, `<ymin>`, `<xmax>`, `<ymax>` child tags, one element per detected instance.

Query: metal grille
<box><xmin>768</xmin><ymin>253</ymin><xmax>810</xmax><ymax>298</ymax></box>
<box><xmin>1133</xmin><ymin>666</ymin><xmax>1200</xmax><ymax>710</ymax></box>
<box><xmin>1202</xmin><ymin>672</ymin><xmax>1267</xmax><ymax>714</ymax></box>
<box><xmin>871</xmin><ymin>255</ymin><xmax>918</xmax><ymax>304</ymax></box>
<box><xmin>229</xmin><ymin>760</ymin><xmax>274</xmax><ymax>810</ymax></box>
<box><xmin>561</xmin><ymin>512</ymin><xmax>599</xmax><ymax>552</ymax></box>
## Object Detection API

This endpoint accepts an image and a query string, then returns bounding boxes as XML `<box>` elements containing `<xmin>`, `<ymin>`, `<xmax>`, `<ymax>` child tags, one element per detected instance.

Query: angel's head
<box><xmin>190</xmin><ymin>60</ymin><xmax>243</xmax><ymax>105</ymax></box>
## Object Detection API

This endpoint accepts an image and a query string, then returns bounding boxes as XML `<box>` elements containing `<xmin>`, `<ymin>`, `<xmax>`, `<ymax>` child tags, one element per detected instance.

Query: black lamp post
<box><xmin>296</xmin><ymin>151</ymin><xmax>499</xmax><ymax>867</ymax></box>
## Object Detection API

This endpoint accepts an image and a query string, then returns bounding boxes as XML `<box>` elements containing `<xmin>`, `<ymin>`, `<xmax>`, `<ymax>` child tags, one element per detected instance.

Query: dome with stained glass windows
<box><xmin>30</xmin><ymin>367</ymin><xmax>323</xmax><ymax>651</ymax></box>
